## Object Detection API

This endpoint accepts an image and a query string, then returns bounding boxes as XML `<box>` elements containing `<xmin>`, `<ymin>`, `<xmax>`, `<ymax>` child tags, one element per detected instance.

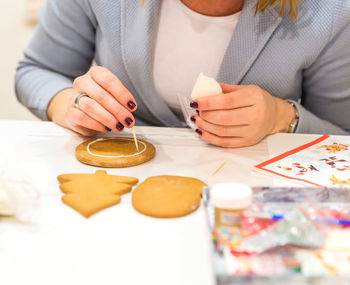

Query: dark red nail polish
<box><xmin>105</xmin><ymin>127</ymin><xmax>112</xmax><ymax>132</ymax></box>
<box><xmin>190</xmin><ymin>102</ymin><xmax>198</xmax><ymax>108</ymax></box>
<box><xmin>116</xmin><ymin>122</ymin><xmax>124</xmax><ymax>131</ymax></box>
<box><xmin>127</xmin><ymin>101</ymin><xmax>136</xmax><ymax>110</ymax></box>
<box><xmin>125</xmin><ymin>117</ymin><xmax>133</xmax><ymax>126</ymax></box>
<box><xmin>195</xmin><ymin>129</ymin><xmax>202</xmax><ymax>136</ymax></box>
<box><xmin>190</xmin><ymin>116</ymin><xmax>196</xmax><ymax>123</ymax></box>
<box><xmin>196</xmin><ymin>110</ymin><xmax>200</xmax><ymax>115</ymax></box>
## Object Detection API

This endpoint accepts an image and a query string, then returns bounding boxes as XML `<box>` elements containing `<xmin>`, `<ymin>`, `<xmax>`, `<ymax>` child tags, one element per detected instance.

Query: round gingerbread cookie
<box><xmin>75</xmin><ymin>137</ymin><xmax>156</xmax><ymax>168</ymax></box>
<box><xmin>132</xmin><ymin>175</ymin><xmax>206</xmax><ymax>218</ymax></box>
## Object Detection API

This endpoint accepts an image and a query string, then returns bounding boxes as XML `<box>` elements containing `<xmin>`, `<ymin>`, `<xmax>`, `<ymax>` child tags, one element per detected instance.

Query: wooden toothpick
<box><xmin>132</xmin><ymin>127</ymin><xmax>139</xmax><ymax>151</ymax></box>
<box><xmin>210</xmin><ymin>161</ymin><xmax>227</xmax><ymax>177</ymax></box>
<box><xmin>140</xmin><ymin>0</ymin><xmax>145</xmax><ymax>7</ymax></box>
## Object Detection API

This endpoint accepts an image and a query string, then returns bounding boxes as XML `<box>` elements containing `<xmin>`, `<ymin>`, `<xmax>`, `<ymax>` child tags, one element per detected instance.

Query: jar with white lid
<box><xmin>210</xmin><ymin>183</ymin><xmax>252</xmax><ymax>227</ymax></box>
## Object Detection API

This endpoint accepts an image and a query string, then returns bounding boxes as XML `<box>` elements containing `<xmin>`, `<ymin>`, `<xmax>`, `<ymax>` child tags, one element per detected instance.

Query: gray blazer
<box><xmin>15</xmin><ymin>0</ymin><xmax>350</xmax><ymax>134</ymax></box>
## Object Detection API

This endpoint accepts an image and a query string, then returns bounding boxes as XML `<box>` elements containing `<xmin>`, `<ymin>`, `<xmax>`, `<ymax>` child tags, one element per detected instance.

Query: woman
<box><xmin>15</xmin><ymin>0</ymin><xmax>350</xmax><ymax>147</ymax></box>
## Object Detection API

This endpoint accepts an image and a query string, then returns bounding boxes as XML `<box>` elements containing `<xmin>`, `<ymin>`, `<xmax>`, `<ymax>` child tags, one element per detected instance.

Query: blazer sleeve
<box><xmin>15</xmin><ymin>0</ymin><xmax>96</xmax><ymax>120</ymax></box>
<box><xmin>292</xmin><ymin>1</ymin><xmax>350</xmax><ymax>135</ymax></box>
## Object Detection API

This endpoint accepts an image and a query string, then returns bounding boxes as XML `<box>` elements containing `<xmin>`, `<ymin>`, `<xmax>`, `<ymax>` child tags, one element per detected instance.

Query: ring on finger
<box><xmin>74</xmin><ymin>93</ymin><xmax>89</xmax><ymax>109</ymax></box>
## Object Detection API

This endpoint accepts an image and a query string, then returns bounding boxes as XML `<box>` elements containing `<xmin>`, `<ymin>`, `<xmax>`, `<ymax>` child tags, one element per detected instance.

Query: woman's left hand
<box><xmin>190</xmin><ymin>83</ymin><xmax>296</xmax><ymax>148</ymax></box>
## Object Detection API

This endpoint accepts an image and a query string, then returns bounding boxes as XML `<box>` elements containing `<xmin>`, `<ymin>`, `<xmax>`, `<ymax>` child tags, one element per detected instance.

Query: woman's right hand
<box><xmin>47</xmin><ymin>66</ymin><xmax>137</xmax><ymax>136</ymax></box>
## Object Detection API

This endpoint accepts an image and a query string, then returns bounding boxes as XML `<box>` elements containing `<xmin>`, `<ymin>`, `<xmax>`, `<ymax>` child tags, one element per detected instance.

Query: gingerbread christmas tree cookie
<box><xmin>57</xmin><ymin>170</ymin><xmax>138</xmax><ymax>217</ymax></box>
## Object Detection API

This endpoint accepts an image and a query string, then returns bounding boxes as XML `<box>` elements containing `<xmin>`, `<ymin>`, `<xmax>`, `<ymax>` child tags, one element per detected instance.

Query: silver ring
<box><xmin>74</xmin><ymin>93</ymin><xmax>89</xmax><ymax>109</ymax></box>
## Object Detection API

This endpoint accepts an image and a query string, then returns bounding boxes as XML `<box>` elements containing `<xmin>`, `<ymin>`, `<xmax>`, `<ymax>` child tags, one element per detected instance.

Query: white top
<box><xmin>152</xmin><ymin>0</ymin><xmax>241</xmax><ymax>117</ymax></box>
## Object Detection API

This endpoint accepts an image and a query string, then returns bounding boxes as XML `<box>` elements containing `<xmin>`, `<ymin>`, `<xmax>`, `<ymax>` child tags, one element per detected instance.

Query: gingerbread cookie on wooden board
<box><xmin>58</xmin><ymin>170</ymin><xmax>138</xmax><ymax>218</ymax></box>
<box><xmin>132</xmin><ymin>176</ymin><xmax>206</xmax><ymax>218</ymax></box>
<box><xmin>75</xmin><ymin>137</ymin><xmax>156</xmax><ymax>168</ymax></box>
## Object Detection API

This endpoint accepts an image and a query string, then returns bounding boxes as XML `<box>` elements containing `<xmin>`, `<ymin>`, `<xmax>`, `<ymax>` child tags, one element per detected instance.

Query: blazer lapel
<box><xmin>121</xmin><ymin>0</ymin><xmax>181</xmax><ymax>126</ymax></box>
<box><xmin>217</xmin><ymin>0</ymin><xmax>282</xmax><ymax>84</ymax></box>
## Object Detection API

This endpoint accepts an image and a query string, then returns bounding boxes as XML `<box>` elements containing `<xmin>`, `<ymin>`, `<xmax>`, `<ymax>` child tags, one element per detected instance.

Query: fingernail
<box><xmin>127</xmin><ymin>101</ymin><xmax>136</xmax><ymax>110</ymax></box>
<box><xmin>116</xmin><ymin>122</ymin><xmax>124</xmax><ymax>131</ymax></box>
<box><xmin>125</xmin><ymin>117</ymin><xmax>133</xmax><ymax>126</ymax></box>
<box><xmin>190</xmin><ymin>101</ymin><xmax>198</xmax><ymax>108</ymax></box>
<box><xmin>196</xmin><ymin>110</ymin><xmax>200</xmax><ymax>115</ymax></box>
<box><xmin>195</xmin><ymin>129</ymin><xmax>202</xmax><ymax>136</ymax></box>
<box><xmin>190</xmin><ymin>115</ymin><xmax>196</xmax><ymax>123</ymax></box>
<box><xmin>105</xmin><ymin>127</ymin><xmax>112</xmax><ymax>132</ymax></box>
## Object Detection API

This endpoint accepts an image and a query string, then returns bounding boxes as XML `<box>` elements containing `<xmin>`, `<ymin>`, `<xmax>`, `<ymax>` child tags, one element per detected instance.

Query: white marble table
<box><xmin>0</xmin><ymin>120</ymin><xmax>321</xmax><ymax>285</ymax></box>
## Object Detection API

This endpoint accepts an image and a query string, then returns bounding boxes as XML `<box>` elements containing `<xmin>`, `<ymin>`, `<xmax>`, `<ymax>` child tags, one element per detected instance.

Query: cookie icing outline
<box><xmin>86</xmin><ymin>138</ymin><xmax>147</xmax><ymax>158</ymax></box>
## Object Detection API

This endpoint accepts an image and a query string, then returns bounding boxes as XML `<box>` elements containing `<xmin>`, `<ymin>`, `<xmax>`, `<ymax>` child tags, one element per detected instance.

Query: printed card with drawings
<box><xmin>255</xmin><ymin>135</ymin><xmax>350</xmax><ymax>187</ymax></box>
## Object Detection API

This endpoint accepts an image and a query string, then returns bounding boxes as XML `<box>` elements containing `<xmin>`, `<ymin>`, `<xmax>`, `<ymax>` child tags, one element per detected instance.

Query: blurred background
<box><xmin>0</xmin><ymin>0</ymin><xmax>44</xmax><ymax>121</ymax></box>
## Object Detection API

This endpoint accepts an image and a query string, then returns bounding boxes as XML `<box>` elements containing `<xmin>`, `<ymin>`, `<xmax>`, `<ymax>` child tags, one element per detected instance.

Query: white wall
<box><xmin>0</xmin><ymin>0</ymin><xmax>39</xmax><ymax>120</ymax></box>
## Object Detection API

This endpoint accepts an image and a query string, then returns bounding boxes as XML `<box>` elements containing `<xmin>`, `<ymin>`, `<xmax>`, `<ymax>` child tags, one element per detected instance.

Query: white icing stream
<box><xmin>86</xmin><ymin>138</ymin><xmax>147</xmax><ymax>158</ymax></box>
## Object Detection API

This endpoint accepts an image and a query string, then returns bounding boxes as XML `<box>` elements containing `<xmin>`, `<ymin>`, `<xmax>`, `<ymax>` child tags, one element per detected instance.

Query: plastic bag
<box><xmin>0</xmin><ymin>176</ymin><xmax>39</xmax><ymax>222</ymax></box>
<box><xmin>177</xmin><ymin>94</ymin><xmax>196</xmax><ymax>129</ymax></box>
<box><xmin>236</xmin><ymin>208</ymin><xmax>326</xmax><ymax>255</ymax></box>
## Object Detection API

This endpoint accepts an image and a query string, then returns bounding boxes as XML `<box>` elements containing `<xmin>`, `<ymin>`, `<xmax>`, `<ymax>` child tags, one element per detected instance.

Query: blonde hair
<box><xmin>255</xmin><ymin>0</ymin><xmax>301</xmax><ymax>18</ymax></box>
<box><xmin>141</xmin><ymin>0</ymin><xmax>301</xmax><ymax>18</ymax></box>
